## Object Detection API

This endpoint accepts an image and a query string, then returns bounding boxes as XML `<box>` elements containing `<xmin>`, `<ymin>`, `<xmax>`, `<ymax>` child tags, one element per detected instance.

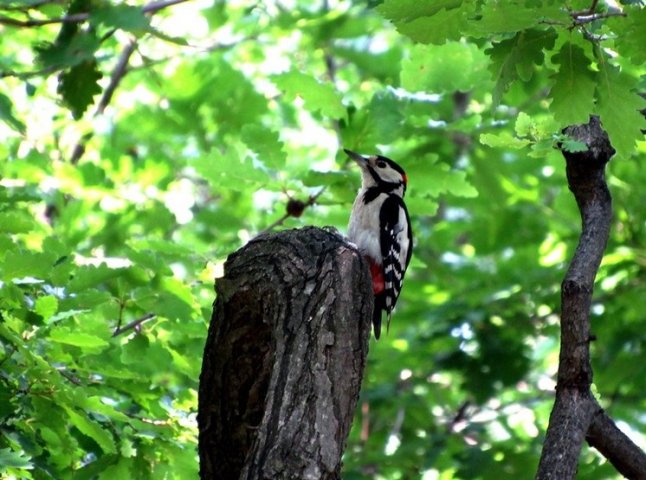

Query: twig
<box><xmin>0</xmin><ymin>0</ymin><xmax>190</xmax><ymax>28</ymax></box>
<box><xmin>0</xmin><ymin>65</ymin><xmax>59</xmax><ymax>79</ymax></box>
<box><xmin>256</xmin><ymin>187</ymin><xmax>327</xmax><ymax>236</ymax></box>
<box><xmin>142</xmin><ymin>0</ymin><xmax>189</xmax><ymax>15</ymax></box>
<box><xmin>588</xmin><ymin>0</ymin><xmax>599</xmax><ymax>14</ymax></box>
<box><xmin>572</xmin><ymin>11</ymin><xmax>626</xmax><ymax>24</ymax></box>
<box><xmin>448</xmin><ymin>401</ymin><xmax>471</xmax><ymax>432</ymax></box>
<box><xmin>112</xmin><ymin>313</ymin><xmax>156</xmax><ymax>337</ymax></box>
<box><xmin>57</xmin><ymin>367</ymin><xmax>82</xmax><ymax>385</ymax></box>
<box><xmin>96</xmin><ymin>37</ymin><xmax>137</xmax><ymax>114</ymax></box>
<box><xmin>0</xmin><ymin>11</ymin><xmax>88</xmax><ymax>27</ymax></box>
<box><xmin>0</xmin><ymin>0</ymin><xmax>63</xmax><ymax>12</ymax></box>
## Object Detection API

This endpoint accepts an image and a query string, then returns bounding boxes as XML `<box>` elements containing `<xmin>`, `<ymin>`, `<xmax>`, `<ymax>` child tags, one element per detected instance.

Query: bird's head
<box><xmin>344</xmin><ymin>149</ymin><xmax>407</xmax><ymax>195</ymax></box>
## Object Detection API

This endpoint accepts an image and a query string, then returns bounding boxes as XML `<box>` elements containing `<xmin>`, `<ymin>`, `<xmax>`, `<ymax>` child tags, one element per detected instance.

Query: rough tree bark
<box><xmin>198</xmin><ymin>226</ymin><xmax>373</xmax><ymax>480</ymax></box>
<box><xmin>535</xmin><ymin>116</ymin><xmax>646</xmax><ymax>479</ymax></box>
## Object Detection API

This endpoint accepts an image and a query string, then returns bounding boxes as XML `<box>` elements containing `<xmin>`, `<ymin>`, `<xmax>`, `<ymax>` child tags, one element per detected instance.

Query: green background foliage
<box><xmin>1</xmin><ymin>0</ymin><xmax>645</xmax><ymax>478</ymax></box>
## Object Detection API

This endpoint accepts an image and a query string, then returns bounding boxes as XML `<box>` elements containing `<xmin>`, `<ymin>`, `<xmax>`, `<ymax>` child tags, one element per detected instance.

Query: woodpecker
<box><xmin>345</xmin><ymin>149</ymin><xmax>413</xmax><ymax>339</ymax></box>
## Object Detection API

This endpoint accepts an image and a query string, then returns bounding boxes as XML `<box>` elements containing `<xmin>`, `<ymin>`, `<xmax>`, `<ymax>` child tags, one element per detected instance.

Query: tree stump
<box><xmin>198</xmin><ymin>227</ymin><xmax>373</xmax><ymax>480</ymax></box>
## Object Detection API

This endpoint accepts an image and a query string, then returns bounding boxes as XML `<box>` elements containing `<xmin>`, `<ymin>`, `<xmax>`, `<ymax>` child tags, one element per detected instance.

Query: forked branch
<box><xmin>535</xmin><ymin>116</ymin><xmax>646</xmax><ymax>479</ymax></box>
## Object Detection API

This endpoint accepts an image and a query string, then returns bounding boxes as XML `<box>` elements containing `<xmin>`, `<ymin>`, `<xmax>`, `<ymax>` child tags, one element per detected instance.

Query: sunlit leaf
<box><xmin>272</xmin><ymin>71</ymin><xmax>347</xmax><ymax>120</ymax></box>
<box><xmin>401</xmin><ymin>42</ymin><xmax>489</xmax><ymax>93</ymax></box>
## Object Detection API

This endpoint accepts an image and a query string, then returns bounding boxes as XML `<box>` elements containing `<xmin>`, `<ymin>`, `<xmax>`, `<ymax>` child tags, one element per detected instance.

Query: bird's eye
<box><xmin>376</xmin><ymin>160</ymin><xmax>387</xmax><ymax>168</ymax></box>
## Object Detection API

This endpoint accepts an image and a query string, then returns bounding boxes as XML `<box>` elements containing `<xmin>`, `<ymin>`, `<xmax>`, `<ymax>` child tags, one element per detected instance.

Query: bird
<box><xmin>345</xmin><ymin>149</ymin><xmax>413</xmax><ymax>339</ymax></box>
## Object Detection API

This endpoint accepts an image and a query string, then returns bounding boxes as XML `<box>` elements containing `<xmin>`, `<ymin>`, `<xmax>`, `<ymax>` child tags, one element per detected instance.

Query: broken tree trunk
<box><xmin>198</xmin><ymin>226</ymin><xmax>373</xmax><ymax>480</ymax></box>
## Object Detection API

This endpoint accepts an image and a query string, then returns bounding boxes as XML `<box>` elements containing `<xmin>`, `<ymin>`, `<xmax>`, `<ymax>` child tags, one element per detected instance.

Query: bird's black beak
<box><xmin>344</xmin><ymin>149</ymin><xmax>368</xmax><ymax>166</ymax></box>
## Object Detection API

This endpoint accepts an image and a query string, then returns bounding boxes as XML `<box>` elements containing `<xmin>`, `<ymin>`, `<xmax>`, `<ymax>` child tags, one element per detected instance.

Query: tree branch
<box><xmin>571</xmin><ymin>11</ymin><xmax>626</xmax><ymax>24</ymax></box>
<box><xmin>96</xmin><ymin>38</ymin><xmax>137</xmax><ymax>115</ymax></box>
<box><xmin>586</xmin><ymin>403</ymin><xmax>646</xmax><ymax>479</ymax></box>
<box><xmin>536</xmin><ymin>116</ymin><xmax>614</xmax><ymax>479</ymax></box>
<box><xmin>0</xmin><ymin>0</ymin><xmax>189</xmax><ymax>28</ymax></box>
<box><xmin>535</xmin><ymin>117</ymin><xmax>646</xmax><ymax>478</ymax></box>
<box><xmin>0</xmin><ymin>0</ymin><xmax>62</xmax><ymax>12</ymax></box>
<box><xmin>256</xmin><ymin>187</ymin><xmax>326</xmax><ymax>236</ymax></box>
<box><xmin>112</xmin><ymin>313</ymin><xmax>156</xmax><ymax>337</ymax></box>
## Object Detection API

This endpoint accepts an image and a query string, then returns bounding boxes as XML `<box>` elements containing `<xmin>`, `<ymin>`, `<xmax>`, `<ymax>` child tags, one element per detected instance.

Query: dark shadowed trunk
<box><xmin>536</xmin><ymin>116</ymin><xmax>646</xmax><ymax>479</ymax></box>
<box><xmin>198</xmin><ymin>227</ymin><xmax>373</xmax><ymax>480</ymax></box>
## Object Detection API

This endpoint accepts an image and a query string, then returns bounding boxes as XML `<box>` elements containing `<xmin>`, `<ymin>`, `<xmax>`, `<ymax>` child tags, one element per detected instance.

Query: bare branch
<box><xmin>256</xmin><ymin>187</ymin><xmax>327</xmax><ymax>236</ymax></box>
<box><xmin>141</xmin><ymin>0</ymin><xmax>189</xmax><ymax>15</ymax></box>
<box><xmin>96</xmin><ymin>37</ymin><xmax>137</xmax><ymax>115</ymax></box>
<box><xmin>536</xmin><ymin>116</ymin><xmax>615</xmax><ymax>479</ymax></box>
<box><xmin>586</xmin><ymin>403</ymin><xmax>646</xmax><ymax>479</ymax></box>
<box><xmin>572</xmin><ymin>11</ymin><xmax>626</xmax><ymax>25</ymax></box>
<box><xmin>112</xmin><ymin>313</ymin><xmax>156</xmax><ymax>337</ymax></box>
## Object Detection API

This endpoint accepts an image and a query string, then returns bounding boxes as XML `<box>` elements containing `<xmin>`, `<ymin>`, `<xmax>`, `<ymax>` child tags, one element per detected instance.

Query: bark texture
<box><xmin>536</xmin><ymin>116</ymin><xmax>646</xmax><ymax>479</ymax></box>
<box><xmin>198</xmin><ymin>227</ymin><xmax>373</xmax><ymax>480</ymax></box>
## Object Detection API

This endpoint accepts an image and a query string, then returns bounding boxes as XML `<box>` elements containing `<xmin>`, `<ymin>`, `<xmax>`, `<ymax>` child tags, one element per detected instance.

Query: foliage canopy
<box><xmin>0</xmin><ymin>0</ymin><xmax>644</xmax><ymax>478</ymax></box>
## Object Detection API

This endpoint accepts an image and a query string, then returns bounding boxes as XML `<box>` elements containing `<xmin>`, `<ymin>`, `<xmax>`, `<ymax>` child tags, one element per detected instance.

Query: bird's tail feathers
<box><xmin>372</xmin><ymin>295</ymin><xmax>384</xmax><ymax>340</ymax></box>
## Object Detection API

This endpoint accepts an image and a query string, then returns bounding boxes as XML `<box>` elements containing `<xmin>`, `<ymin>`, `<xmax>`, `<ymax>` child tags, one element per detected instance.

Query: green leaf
<box><xmin>377</xmin><ymin>0</ymin><xmax>462</xmax><ymax>23</ymax></box>
<box><xmin>469</xmin><ymin>1</ymin><xmax>564</xmax><ymax>35</ymax></box>
<box><xmin>90</xmin><ymin>5</ymin><xmax>150</xmax><ymax>33</ymax></box>
<box><xmin>559</xmin><ymin>137</ymin><xmax>588</xmax><ymax>153</ymax></box>
<box><xmin>0</xmin><ymin>448</ymin><xmax>33</xmax><ymax>469</ymax></box>
<box><xmin>0</xmin><ymin>92</ymin><xmax>25</xmax><ymax>134</ymax></box>
<box><xmin>58</xmin><ymin>60</ymin><xmax>102</xmax><ymax>119</ymax></box>
<box><xmin>68</xmin><ymin>265</ymin><xmax>126</xmax><ymax>291</ymax></box>
<box><xmin>0</xmin><ymin>211</ymin><xmax>36</xmax><ymax>233</ymax></box>
<box><xmin>1</xmin><ymin>250</ymin><xmax>57</xmax><ymax>280</ymax></box>
<box><xmin>35</xmin><ymin>295</ymin><xmax>59</xmax><ymax>320</ymax></box>
<box><xmin>394</xmin><ymin>6</ymin><xmax>469</xmax><ymax>44</ymax></box>
<box><xmin>596</xmin><ymin>63</ymin><xmax>646</xmax><ymax>159</ymax></box>
<box><xmin>408</xmin><ymin>157</ymin><xmax>478</xmax><ymax>198</ymax></box>
<box><xmin>401</xmin><ymin>42</ymin><xmax>489</xmax><ymax>93</ymax></box>
<box><xmin>514</xmin><ymin>112</ymin><xmax>533</xmax><ymax>137</ymax></box>
<box><xmin>36</xmin><ymin>32</ymin><xmax>100</xmax><ymax>69</ymax></box>
<box><xmin>548</xmin><ymin>43</ymin><xmax>596</xmax><ymax>127</ymax></box>
<box><xmin>193</xmin><ymin>148</ymin><xmax>268</xmax><ymax>191</ymax></box>
<box><xmin>341</xmin><ymin>91</ymin><xmax>404</xmax><ymax>149</ymax></box>
<box><xmin>48</xmin><ymin>309</ymin><xmax>89</xmax><ymax>324</ymax></box>
<box><xmin>272</xmin><ymin>71</ymin><xmax>346</xmax><ymax>120</ymax></box>
<box><xmin>63</xmin><ymin>407</ymin><xmax>116</xmax><ymax>454</ymax></box>
<box><xmin>480</xmin><ymin>132</ymin><xmax>531</xmax><ymax>149</ymax></box>
<box><xmin>611</xmin><ymin>7</ymin><xmax>646</xmax><ymax>65</ymax></box>
<box><xmin>487</xmin><ymin>29</ymin><xmax>557</xmax><ymax>105</ymax></box>
<box><xmin>240</xmin><ymin>125</ymin><xmax>286</xmax><ymax>169</ymax></box>
<box><xmin>49</xmin><ymin>328</ymin><xmax>109</xmax><ymax>351</ymax></box>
